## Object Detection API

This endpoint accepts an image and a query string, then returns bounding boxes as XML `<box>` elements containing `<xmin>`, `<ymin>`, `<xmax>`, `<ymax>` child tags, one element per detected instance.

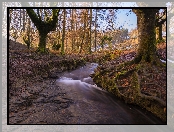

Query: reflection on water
<box><xmin>56</xmin><ymin>63</ymin><xmax>165</xmax><ymax>124</ymax></box>
<box><xmin>160</xmin><ymin>59</ymin><xmax>166</xmax><ymax>63</ymax></box>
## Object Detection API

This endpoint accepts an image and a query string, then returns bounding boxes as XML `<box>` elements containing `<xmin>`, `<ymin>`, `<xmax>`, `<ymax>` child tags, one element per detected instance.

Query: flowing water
<box><xmin>56</xmin><ymin>63</ymin><xmax>165</xmax><ymax>124</ymax></box>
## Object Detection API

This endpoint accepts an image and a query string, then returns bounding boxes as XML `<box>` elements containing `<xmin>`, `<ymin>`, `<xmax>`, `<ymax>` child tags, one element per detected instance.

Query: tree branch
<box><xmin>26</xmin><ymin>9</ymin><xmax>42</xmax><ymax>30</ymax></box>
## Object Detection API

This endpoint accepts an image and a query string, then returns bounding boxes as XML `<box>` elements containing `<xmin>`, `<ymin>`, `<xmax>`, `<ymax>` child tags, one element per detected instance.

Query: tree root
<box><xmin>92</xmin><ymin>60</ymin><xmax>166</xmax><ymax>122</ymax></box>
<box><xmin>35</xmin><ymin>48</ymin><xmax>50</xmax><ymax>54</ymax></box>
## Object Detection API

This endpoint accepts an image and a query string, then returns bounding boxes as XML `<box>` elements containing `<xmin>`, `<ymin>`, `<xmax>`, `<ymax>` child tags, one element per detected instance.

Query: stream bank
<box><xmin>9</xmin><ymin>40</ymin><xmax>167</xmax><ymax>124</ymax></box>
<box><xmin>9</xmin><ymin>62</ymin><xmax>166</xmax><ymax>124</ymax></box>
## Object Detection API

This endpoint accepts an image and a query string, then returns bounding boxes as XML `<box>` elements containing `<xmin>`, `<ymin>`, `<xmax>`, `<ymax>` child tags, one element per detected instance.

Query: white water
<box><xmin>55</xmin><ymin>63</ymin><xmax>166</xmax><ymax>124</ymax></box>
<box><xmin>57</xmin><ymin>77</ymin><xmax>104</xmax><ymax>92</ymax></box>
<box><xmin>160</xmin><ymin>59</ymin><xmax>166</xmax><ymax>63</ymax></box>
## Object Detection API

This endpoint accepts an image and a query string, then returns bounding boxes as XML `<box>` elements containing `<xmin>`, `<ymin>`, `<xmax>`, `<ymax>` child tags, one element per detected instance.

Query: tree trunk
<box><xmin>20</xmin><ymin>9</ymin><xmax>22</xmax><ymax>28</ymax></box>
<box><xmin>75</xmin><ymin>15</ymin><xmax>78</xmax><ymax>52</ymax></box>
<box><xmin>38</xmin><ymin>32</ymin><xmax>47</xmax><ymax>52</ymax></box>
<box><xmin>58</xmin><ymin>30</ymin><xmax>60</xmax><ymax>45</ymax></box>
<box><xmin>58</xmin><ymin>13</ymin><xmax>61</xmax><ymax>45</ymax></box>
<box><xmin>71</xmin><ymin>9</ymin><xmax>74</xmax><ymax>51</ymax></box>
<box><xmin>80</xmin><ymin>10</ymin><xmax>87</xmax><ymax>53</ymax></box>
<box><xmin>61</xmin><ymin>9</ymin><xmax>66</xmax><ymax>55</ymax></box>
<box><xmin>94</xmin><ymin>9</ymin><xmax>97</xmax><ymax>52</ymax></box>
<box><xmin>66</xmin><ymin>35</ymin><xmax>68</xmax><ymax>52</ymax></box>
<box><xmin>89</xmin><ymin>9</ymin><xmax>92</xmax><ymax>54</ymax></box>
<box><xmin>158</xmin><ymin>24</ymin><xmax>162</xmax><ymax>40</ymax></box>
<box><xmin>133</xmin><ymin>9</ymin><xmax>158</xmax><ymax>63</ymax></box>
<box><xmin>23</xmin><ymin>9</ymin><xmax>26</xmax><ymax>31</ymax></box>
<box><xmin>25</xmin><ymin>8</ymin><xmax>59</xmax><ymax>53</ymax></box>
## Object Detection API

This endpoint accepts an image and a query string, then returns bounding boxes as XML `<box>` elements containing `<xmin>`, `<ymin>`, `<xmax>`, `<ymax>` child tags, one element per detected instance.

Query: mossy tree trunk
<box><xmin>155</xmin><ymin>10</ymin><xmax>166</xmax><ymax>41</ymax></box>
<box><xmin>25</xmin><ymin>9</ymin><xmax>60</xmax><ymax>53</ymax></box>
<box><xmin>38</xmin><ymin>32</ymin><xmax>48</xmax><ymax>52</ymax></box>
<box><xmin>158</xmin><ymin>24</ymin><xmax>162</xmax><ymax>41</ymax></box>
<box><xmin>133</xmin><ymin>9</ymin><xmax>159</xmax><ymax>63</ymax></box>
<box><xmin>156</xmin><ymin>25</ymin><xmax>163</xmax><ymax>41</ymax></box>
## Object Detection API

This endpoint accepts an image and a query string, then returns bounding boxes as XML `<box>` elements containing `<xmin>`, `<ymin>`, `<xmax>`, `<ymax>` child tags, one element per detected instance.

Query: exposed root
<box><xmin>35</xmin><ymin>48</ymin><xmax>50</xmax><ymax>54</ymax></box>
<box><xmin>92</xmin><ymin>59</ymin><xmax>166</xmax><ymax>122</ymax></box>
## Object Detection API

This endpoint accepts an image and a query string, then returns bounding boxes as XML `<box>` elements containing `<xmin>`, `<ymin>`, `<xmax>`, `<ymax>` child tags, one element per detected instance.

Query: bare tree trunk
<box><xmin>66</xmin><ymin>36</ymin><xmax>68</xmax><ymax>52</ymax></box>
<box><xmin>94</xmin><ymin>9</ymin><xmax>98</xmax><ymax>52</ymax></box>
<box><xmin>58</xmin><ymin>12</ymin><xmax>62</xmax><ymax>45</ymax></box>
<box><xmin>71</xmin><ymin>9</ymin><xmax>75</xmax><ymax>51</ymax></box>
<box><xmin>58</xmin><ymin>30</ymin><xmax>60</xmax><ymax>44</ymax></box>
<box><xmin>19</xmin><ymin>9</ymin><xmax>22</xmax><ymax>28</ymax></box>
<box><xmin>61</xmin><ymin>9</ymin><xmax>66</xmax><ymax>54</ymax></box>
<box><xmin>23</xmin><ymin>9</ymin><xmax>26</xmax><ymax>31</ymax></box>
<box><xmin>89</xmin><ymin>9</ymin><xmax>92</xmax><ymax>54</ymax></box>
<box><xmin>80</xmin><ymin>10</ymin><xmax>87</xmax><ymax>53</ymax></box>
<box><xmin>75</xmin><ymin>11</ymin><xmax>78</xmax><ymax>52</ymax></box>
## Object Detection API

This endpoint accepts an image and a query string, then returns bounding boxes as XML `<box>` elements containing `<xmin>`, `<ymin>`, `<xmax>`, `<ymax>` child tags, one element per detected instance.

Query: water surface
<box><xmin>56</xmin><ymin>63</ymin><xmax>165</xmax><ymax>124</ymax></box>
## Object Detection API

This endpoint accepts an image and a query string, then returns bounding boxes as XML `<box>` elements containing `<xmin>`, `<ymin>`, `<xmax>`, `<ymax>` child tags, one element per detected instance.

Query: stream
<box><xmin>9</xmin><ymin>62</ymin><xmax>167</xmax><ymax>125</ymax></box>
<box><xmin>55</xmin><ymin>63</ymin><xmax>165</xmax><ymax>124</ymax></box>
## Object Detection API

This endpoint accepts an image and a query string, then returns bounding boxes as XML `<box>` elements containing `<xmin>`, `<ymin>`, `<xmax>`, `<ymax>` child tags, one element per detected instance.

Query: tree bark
<box><xmin>158</xmin><ymin>24</ymin><xmax>162</xmax><ymax>40</ymax></box>
<box><xmin>133</xmin><ymin>9</ymin><xmax>159</xmax><ymax>63</ymax></box>
<box><xmin>23</xmin><ymin>9</ymin><xmax>26</xmax><ymax>31</ymax></box>
<box><xmin>80</xmin><ymin>10</ymin><xmax>87</xmax><ymax>53</ymax></box>
<box><xmin>25</xmin><ymin>9</ymin><xmax>59</xmax><ymax>53</ymax></box>
<box><xmin>61</xmin><ymin>9</ymin><xmax>66</xmax><ymax>55</ymax></box>
<box><xmin>20</xmin><ymin>9</ymin><xmax>22</xmax><ymax>28</ymax></box>
<box><xmin>37</xmin><ymin>32</ymin><xmax>48</xmax><ymax>52</ymax></box>
<box><xmin>89</xmin><ymin>9</ymin><xmax>92</xmax><ymax>54</ymax></box>
<box><xmin>71</xmin><ymin>9</ymin><xmax>74</xmax><ymax>51</ymax></box>
<box><xmin>156</xmin><ymin>25</ymin><xmax>162</xmax><ymax>41</ymax></box>
<box><xmin>94</xmin><ymin>9</ymin><xmax>98</xmax><ymax>52</ymax></box>
<box><xmin>155</xmin><ymin>10</ymin><xmax>166</xmax><ymax>41</ymax></box>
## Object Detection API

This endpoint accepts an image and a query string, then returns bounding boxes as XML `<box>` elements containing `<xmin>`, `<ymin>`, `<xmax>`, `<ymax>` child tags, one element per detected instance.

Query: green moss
<box><xmin>115</xmin><ymin>70</ymin><xmax>128</xmax><ymax>79</ymax></box>
<box><xmin>136</xmin><ymin>96</ymin><xmax>166</xmax><ymax>121</ymax></box>
<box><xmin>92</xmin><ymin>62</ymin><xmax>166</xmax><ymax>122</ymax></box>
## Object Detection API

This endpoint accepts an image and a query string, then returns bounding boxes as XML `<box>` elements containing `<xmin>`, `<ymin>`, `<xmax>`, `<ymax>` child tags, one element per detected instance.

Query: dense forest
<box><xmin>5</xmin><ymin>2</ymin><xmax>173</xmax><ymax>127</ymax></box>
<box><xmin>9</xmin><ymin>8</ymin><xmax>136</xmax><ymax>54</ymax></box>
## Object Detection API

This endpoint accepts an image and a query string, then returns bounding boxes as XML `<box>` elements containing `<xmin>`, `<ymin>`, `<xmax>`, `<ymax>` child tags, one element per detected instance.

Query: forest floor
<box><xmin>8</xmin><ymin>39</ymin><xmax>167</xmax><ymax>124</ymax></box>
<box><xmin>91</xmin><ymin>42</ymin><xmax>167</xmax><ymax>122</ymax></box>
